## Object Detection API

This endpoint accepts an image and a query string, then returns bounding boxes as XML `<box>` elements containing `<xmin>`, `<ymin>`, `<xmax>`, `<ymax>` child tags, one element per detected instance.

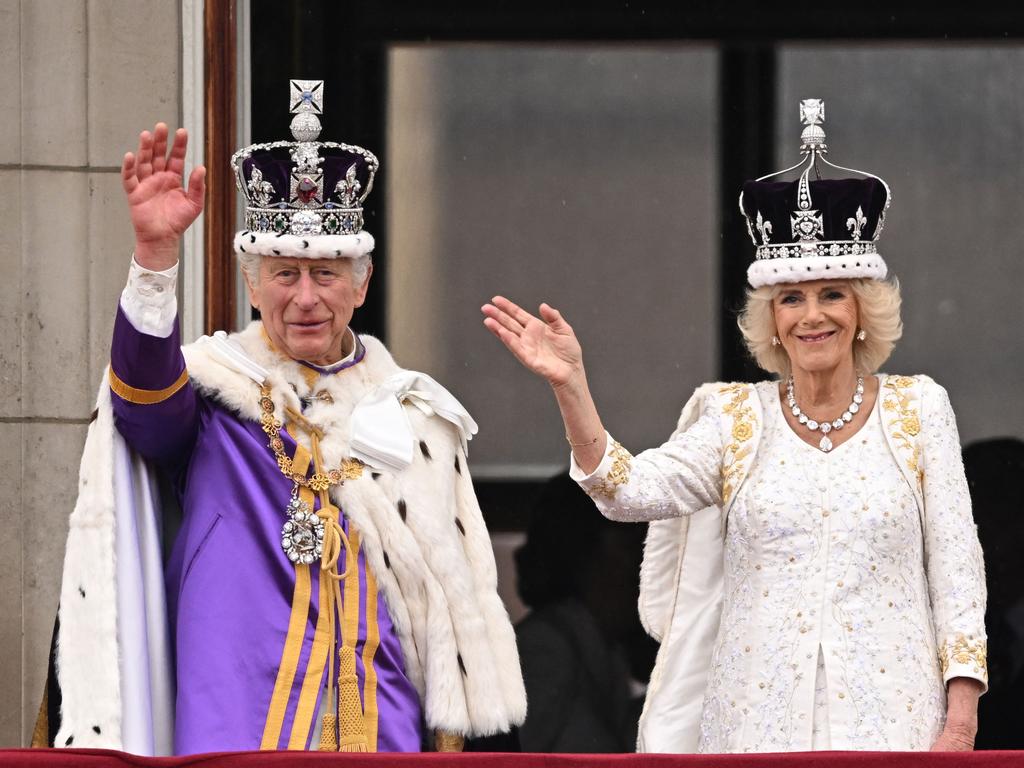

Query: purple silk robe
<box><xmin>110</xmin><ymin>308</ymin><xmax>422</xmax><ymax>754</ymax></box>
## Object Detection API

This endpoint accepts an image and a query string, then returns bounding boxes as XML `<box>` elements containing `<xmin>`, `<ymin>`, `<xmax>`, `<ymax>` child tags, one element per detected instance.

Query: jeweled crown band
<box><xmin>755</xmin><ymin>240</ymin><xmax>878</xmax><ymax>261</ymax></box>
<box><xmin>244</xmin><ymin>205</ymin><xmax>364</xmax><ymax>237</ymax></box>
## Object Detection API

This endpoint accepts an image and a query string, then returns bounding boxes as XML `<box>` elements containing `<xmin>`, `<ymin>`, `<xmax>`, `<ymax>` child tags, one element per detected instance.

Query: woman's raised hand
<box><xmin>121</xmin><ymin>123</ymin><xmax>207</xmax><ymax>271</ymax></box>
<box><xmin>483</xmin><ymin>296</ymin><xmax>606</xmax><ymax>470</ymax></box>
<box><xmin>481</xmin><ymin>296</ymin><xmax>584</xmax><ymax>390</ymax></box>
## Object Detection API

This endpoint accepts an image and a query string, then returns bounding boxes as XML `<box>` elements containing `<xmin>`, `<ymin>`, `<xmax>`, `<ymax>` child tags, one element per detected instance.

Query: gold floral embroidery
<box><xmin>732</xmin><ymin>421</ymin><xmax>754</xmax><ymax>442</ymax></box>
<box><xmin>587</xmin><ymin>440</ymin><xmax>633</xmax><ymax>500</ymax></box>
<box><xmin>938</xmin><ymin>634</ymin><xmax>988</xmax><ymax>680</ymax></box>
<box><xmin>881</xmin><ymin>375</ymin><xmax>924</xmax><ymax>487</ymax></box>
<box><xmin>720</xmin><ymin>384</ymin><xmax>757</xmax><ymax>504</ymax></box>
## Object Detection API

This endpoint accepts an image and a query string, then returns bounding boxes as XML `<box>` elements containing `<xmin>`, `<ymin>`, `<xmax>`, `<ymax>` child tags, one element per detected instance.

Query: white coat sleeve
<box><xmin>920</xmin><ymin>379</ymin><xmax>988</xmax><ymax>691</ymax></box>
<box><xmin>568</xmin><ymin>402</ymin><xmax>724</xmax><ymax>523</ymax></box>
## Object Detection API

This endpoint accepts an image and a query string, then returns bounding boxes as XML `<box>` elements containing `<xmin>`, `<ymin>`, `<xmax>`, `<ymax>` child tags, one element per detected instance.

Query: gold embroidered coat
<box><xmin>571</xmin><ymin>375</ymin><xmax>987</xmax><ymax>752</ymax></box>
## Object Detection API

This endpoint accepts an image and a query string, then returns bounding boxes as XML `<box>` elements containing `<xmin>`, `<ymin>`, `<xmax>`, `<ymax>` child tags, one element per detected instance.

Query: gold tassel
<box><xmin>318</xmin><ymin>713</ymin><xmax>338</xmax><ymax>751</ymax></box>
<box><xmin>337</xmin><ymin>646</ymin><xmax>369</xmax><ymax>751</ymax></box>
<box><xmin>435</xmin><ymin>730</ymin><xmax>466</xmax><ymax>752</ymax></box>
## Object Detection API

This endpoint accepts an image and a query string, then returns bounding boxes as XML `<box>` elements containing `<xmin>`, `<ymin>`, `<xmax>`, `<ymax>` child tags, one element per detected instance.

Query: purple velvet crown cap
<box><xmin>741</xmin><ymin>177</ymin><xmax>889</xmax><ymax>246</ymax></box>
<box><xmin>240</xmin><ymin>146</ymin><xmax>376</xmax><ymax>213</ymax></box>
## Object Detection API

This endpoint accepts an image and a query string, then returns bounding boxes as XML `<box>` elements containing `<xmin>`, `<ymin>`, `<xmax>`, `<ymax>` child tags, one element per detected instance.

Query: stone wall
<box><xmin>0</xmin><ymin>0</ymin><xmax>181</xmax><ymax>746</ymax></box>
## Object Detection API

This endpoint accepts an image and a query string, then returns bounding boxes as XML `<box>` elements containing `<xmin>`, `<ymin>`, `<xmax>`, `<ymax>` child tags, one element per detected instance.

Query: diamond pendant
<box><xmin>818</xmin><ymin>435</ymin><xmax>833</xmax><ymax>452</ymax></box>
<box><xmin>281</xmin><ymin>495</ymin><xmax>324</xmax><ymax>565</ymax></box>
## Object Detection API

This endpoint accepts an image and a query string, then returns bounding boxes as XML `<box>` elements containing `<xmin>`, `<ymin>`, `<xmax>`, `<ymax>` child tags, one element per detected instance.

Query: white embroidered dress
<box><xmin>571</xmin><ymin>376</ymin><xmax>987</xmax><ymax>753</ymax></box>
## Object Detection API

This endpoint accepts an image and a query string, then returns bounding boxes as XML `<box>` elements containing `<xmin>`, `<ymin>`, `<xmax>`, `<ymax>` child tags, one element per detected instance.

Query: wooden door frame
<box><xmin>203</xmin><ymin>0</ymin><xmax>238</xmax><ymax>335</ymax></box>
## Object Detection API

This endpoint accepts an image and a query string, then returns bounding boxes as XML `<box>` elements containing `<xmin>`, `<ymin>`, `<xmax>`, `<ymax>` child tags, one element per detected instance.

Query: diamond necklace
<box><xmin>785</xmin><ymin>375</ymin><xmax>864</xmax><ymax>453</ymax></box>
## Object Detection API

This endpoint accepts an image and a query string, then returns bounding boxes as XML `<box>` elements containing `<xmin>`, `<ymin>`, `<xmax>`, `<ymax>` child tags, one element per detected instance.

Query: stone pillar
<box><xmin>0</xmin><ymin>0</ymin><xmax>181</xmax><ymax>746</ymax></box>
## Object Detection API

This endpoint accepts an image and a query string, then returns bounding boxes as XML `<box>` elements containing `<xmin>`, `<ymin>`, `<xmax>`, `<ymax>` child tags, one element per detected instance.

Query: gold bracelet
<box><xmin>565</xmin><ymin>433</ymin><xmax>599</xmax><ymax>448</ymax></box>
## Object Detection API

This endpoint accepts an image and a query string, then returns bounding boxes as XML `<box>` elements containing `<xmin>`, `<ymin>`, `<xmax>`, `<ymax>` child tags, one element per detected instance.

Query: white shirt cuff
<box><xmin>120</xmin><ymin>256</ymin><xmax>179</xmax><ymax>338</ymax></box>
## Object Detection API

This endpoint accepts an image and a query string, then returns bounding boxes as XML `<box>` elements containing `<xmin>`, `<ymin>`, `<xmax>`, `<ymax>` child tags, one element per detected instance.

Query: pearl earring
<box><xmin>771</xmin><ymin>335</ymin><xmax>780</xmax><ymax>347</ymax></box>
<box><xmin>856</xmin><ymin>329</ymin><xmax>867</xmax><ymax>341</ymax></box>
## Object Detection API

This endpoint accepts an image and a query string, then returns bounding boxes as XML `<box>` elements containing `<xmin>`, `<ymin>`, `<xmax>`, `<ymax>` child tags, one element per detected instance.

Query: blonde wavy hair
<box><xmin>737</xmin><ymin>277</ymin><xmax>903</xmax><ymax>377</ymax></box>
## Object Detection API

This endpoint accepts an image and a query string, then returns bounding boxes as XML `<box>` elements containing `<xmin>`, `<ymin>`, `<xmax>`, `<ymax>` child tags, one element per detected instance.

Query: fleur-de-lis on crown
<box><xmin>755</xmin><ymin>211</ymin><xmax>772</xmax><ymax>245</ymax></box>
<box><xmin>334</xmin><ymin>163</ymin><xmax>362</xmax><ymax>207</ymax></box>
<box><xmin>247</xmin><ymin>167</ymin><xmax>276</xmax><ymax>207</ymax></box>
<box><xmin>847</xmin><ymin>206</ymin><xmax>867</xmax><ymax>241</ymax></box>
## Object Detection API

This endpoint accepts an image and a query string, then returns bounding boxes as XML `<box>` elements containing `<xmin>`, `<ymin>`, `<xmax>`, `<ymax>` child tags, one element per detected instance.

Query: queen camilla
<box><xmin>482</xmin><ymin>100</ymin><xmax>987</xmax><ymax>753</ymax></box>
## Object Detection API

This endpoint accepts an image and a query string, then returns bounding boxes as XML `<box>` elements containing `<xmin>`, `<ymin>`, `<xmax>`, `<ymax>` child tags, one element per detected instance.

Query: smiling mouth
<box><xmin>796</xmin><ymin>330</ymin><xmax>836</xmax><ymax>343</ymax></box>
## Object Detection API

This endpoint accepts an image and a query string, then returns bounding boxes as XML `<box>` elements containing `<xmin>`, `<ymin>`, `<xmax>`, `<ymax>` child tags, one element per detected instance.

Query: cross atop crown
<box><xmin>289</xmin><ymin>80</ymin><xmax>324</xmax><ymax>142</ymax></box>
<box><xmin>291</xmin><ymin>79</ymin><xmax>323</xmax><ymax>114</ymax></box>
<box><xmin>799</xmin><ymin>98</ymin><xmax>827</xmax><ymax>153</ymax></box>
<box><xmin>799</xmin><ymin>98</ymin><xmax>824</xmax><ymax>126</ymax></box>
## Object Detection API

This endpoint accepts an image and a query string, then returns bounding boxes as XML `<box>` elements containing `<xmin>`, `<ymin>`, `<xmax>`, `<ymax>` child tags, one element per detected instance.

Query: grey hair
<box><xmin>737</xmin><ymin>277</ymin><xmax>903</xmax><ymax>377</ymax></box>
<box><xmin>237</xmin><ymin>252</ymin><xmax>372</xmax><ymax>288</ymax></box>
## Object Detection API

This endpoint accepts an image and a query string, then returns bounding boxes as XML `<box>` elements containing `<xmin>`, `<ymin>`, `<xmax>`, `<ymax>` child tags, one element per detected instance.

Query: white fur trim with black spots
<box><xmin>233</xmin><ymin>230</ymin><xmax>375</xmax><ymax>259</ymax></box>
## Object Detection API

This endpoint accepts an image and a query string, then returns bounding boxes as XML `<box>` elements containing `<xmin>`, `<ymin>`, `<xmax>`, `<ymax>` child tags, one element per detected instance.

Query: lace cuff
<box><xmin>120</xmin><ymin>256</ymin><xmax>179</xmax><ymax>337</ymax></box>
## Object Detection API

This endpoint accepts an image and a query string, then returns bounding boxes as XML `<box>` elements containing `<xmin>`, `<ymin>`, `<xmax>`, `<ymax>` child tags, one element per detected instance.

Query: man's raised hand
<box><xmin>121</xmin><ymin>123</ymin><xmax>207</xmax><ymax>270</ymax></box>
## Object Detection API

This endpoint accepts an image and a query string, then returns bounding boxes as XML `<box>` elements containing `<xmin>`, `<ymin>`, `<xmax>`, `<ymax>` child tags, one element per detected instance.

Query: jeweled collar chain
<box><xmin>786</xmin><ymin>374</ymin><xmax>864</xmax><ymax>453</ymax></box>
<box><xmin>258</xmin><ymin>384</ymin><xmax>363</xmax><ymax>564</ymax></box>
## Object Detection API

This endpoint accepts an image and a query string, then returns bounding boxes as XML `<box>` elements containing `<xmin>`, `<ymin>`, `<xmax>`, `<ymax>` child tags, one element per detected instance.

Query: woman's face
<box><xmin>772</xmin><ymin>279</ymin><xmax>859</xmax><ymax>377</ymax></box>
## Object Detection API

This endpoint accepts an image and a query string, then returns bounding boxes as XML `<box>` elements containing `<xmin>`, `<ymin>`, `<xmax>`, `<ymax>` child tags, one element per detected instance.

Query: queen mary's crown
<box><xmin>230</xmin><ymin>79</ymin><xmax>379</xmax><ymax>259</ymax></box>
<box><xmin>740</xmin><ymin>99</ymin><xmax>892</xmax><ymax>288</ymax></box>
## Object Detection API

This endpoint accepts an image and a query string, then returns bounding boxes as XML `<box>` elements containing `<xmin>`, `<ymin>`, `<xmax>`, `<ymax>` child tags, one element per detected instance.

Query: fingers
<box><xmin>489</xmin><ymin>295</ymin><xmax>538</xmax><ymax>329</ymax></box>
<box><xmin>186</xmin><ymin>165</ymin><xmax>207</xmax><ymax>209</ymax></box>
<box><xmin>121</xmin><ymin>152</ymin><xmax>138</xmax><ymax>195</ymax></box>
<box><xmin>167</xmin><ymin>128</ymin><xmax>189</xmax><ymax>177</ymax></box>
<box><xmin>481</xmin><ymin>301</ymin><xmax>526</xmax><ymax>337</ymax></box>
<box><xmin>124</xmin><ymin>124</ymin><xmax>194</xmax><ymax>198</ymax></box>
<box><xmin>151</xmin><ymin>123</ymin><xmax>169</xmax><ymax>173</ymax></box>
<box><xmin>136</xmin><ymin>129</ymin><xmax>154</xmax><ymax>179</ymax></box>
<box><xmin>482</xmin><ymin>316</ymin><xmax>527</xmax><ymax>359</ymax></box>
<box><xmin>538</xmin><ymin>302</ymin><xmax>569</xmax><ymax>330</ymax></box>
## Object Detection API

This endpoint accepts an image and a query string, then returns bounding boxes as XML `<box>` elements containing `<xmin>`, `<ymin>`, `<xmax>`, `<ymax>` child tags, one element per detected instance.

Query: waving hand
<box><xmin>121</xmin><ymin>122</ymin><xmax>207</xmax><ymax>270</ymax></box>
<box><xmin>482</xmin><ymin>295</ymin><xmax>607</xmax><ymax>471</ymax></box>
<box><xmin>481</xmin><ymin>296</ymin><xmax>584</xmax><ymax>389</ymax></box>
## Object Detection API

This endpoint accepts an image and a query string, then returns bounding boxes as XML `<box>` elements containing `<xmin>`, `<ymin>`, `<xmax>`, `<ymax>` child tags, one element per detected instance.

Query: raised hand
<box><xmin>481</xmin><ymin>296</ymin><xmax>584</xmax><ymax>390</ymax></box>
<box><xmin>482</xmin><ymin>295</ymin><xmax>606</xmax><ymax>469</ymax></box>
<box><xmin>121</xmin><ymin>123</ymin><xmax>207</xmax><ymax>270</ymax></box>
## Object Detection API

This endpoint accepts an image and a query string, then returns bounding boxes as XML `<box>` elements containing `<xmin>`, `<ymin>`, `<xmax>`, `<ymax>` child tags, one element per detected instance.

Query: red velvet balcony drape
<box><xmin>4</xmin><ymin>750</ymin><xmax>1024</xmax><ymax>767</ymax></box>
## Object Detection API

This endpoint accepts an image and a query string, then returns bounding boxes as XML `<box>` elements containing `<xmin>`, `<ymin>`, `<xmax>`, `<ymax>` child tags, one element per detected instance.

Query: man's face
<box><xmin>245</xmin><ymin>257</ymin><xmax>371</xmax><ymax>365</ymax></box>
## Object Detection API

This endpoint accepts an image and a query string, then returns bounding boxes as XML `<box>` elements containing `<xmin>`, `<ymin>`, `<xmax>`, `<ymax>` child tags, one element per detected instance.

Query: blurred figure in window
<box><xmin>513</xmin><ymin>472</ymin><xmax>657</xmax><ymax>752</ymax></box>
<box><xmin>963</xmin><ymin>437</ymin><xmax>1024</xmax><ymax>750</ymax></box>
